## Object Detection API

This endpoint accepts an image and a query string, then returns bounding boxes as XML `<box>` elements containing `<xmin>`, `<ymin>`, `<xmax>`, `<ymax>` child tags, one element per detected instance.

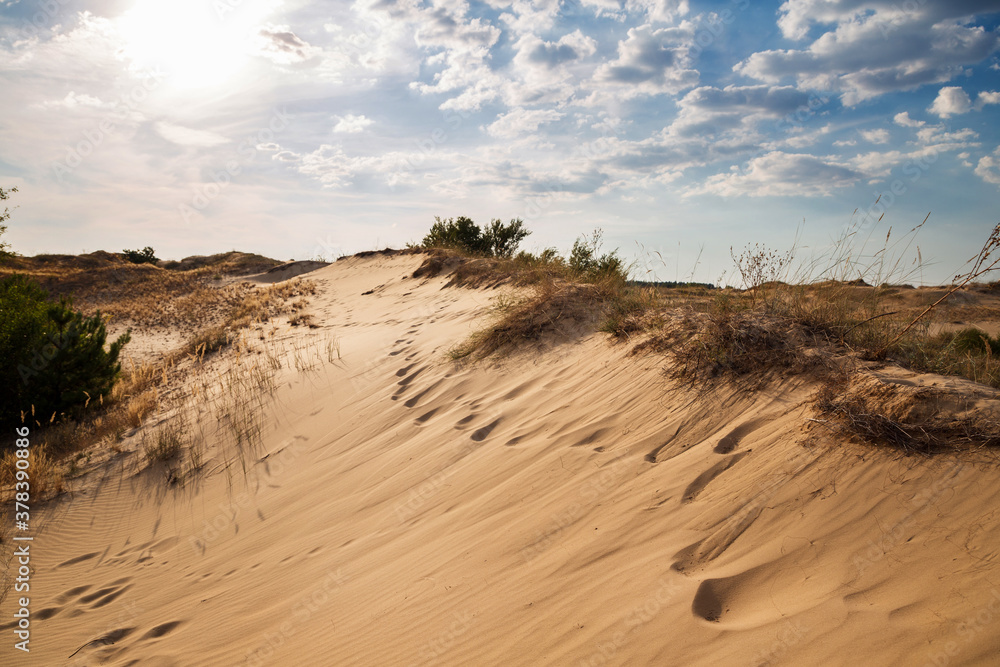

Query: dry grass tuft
<box><xmin>814</xmin><ymin>375</ymin><xmax>1000</xmax><ymax>454</ymax></box>
<box><xmin>450</xmin><ymin>282</ymin><xmax>602</xmax><ymax>360</ymax></box>
<box><xmin>143</xmin><ymin>417</ymin><xmax>187</xmax><ymax>466</ymax></box>
<box><xmin>0</xmin><ymin>446</ymin><xmax>66</xmax><ymax>501</ymax></box>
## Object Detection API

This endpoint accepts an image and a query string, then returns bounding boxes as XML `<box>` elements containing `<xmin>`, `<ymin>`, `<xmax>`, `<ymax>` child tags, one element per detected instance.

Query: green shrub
<box><xmin>422</xmin><ymin>216</ymin><xmax>530</xmax><ymax>257</ymax></box>
<box><xmin>0</xmin><ymin>185</ymin><xmax>16</xmax><ymax>261</ymax></box>
<box><xmin>422</xmin><ymin>216</ymin><xmax>485</xmax><ymax>253</ymax></box>
<box><xmin>0</xmin><ymin>274</ymin><xmax>131</xmax><ymax>429</ymax></box>
<box><xmin>122</xmin><ymin>246</ymin><xmax>159</xmax><ymax>264</ymax></box>
<box><xmin>568</xmin><ymin>229</ymin><xmax>627</xmax><ymax>283</ymax></box>
<box><xmin>951</xmin><ymin>327</ymin><xmax>1000</xmax><ymax>356</ymax></box>
<box><xmin>482</xmin><ymin>218</ymin><xmax>530</xmax><ymax>258</ymax></box>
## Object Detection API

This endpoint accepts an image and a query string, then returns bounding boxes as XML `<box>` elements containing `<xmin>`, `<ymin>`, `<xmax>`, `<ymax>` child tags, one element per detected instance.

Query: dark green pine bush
<box><xmin>0</xmin><ymin>274</ymin><xmax>130</xmax><ymax>429</ymax></box>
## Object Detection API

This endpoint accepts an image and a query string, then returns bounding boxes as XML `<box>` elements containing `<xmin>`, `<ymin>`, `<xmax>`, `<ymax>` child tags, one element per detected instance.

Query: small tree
<box><xmin>123</xmin><ymin>246</ymin><xmax>159</xmax><ymax>264</ymax></box>
<box><xmin>482</xmin><ymin>218</ymin><xmax>530</xmax><ymax>258</ymax></box>
<box><xmin>0</xmin><ymin>186</ymin><xmax>17</xmax><ymax>261</ymax></box>
<box><xmin>422</xmin><ymin>216</ymin><xmax>486</xmax><ymax>254</ymax></box>
<box><xmin>569</xmin><ymin>228</ymin><xmax>626</xmax><ymax>282</ymax></box>
<box><xmin>422</xmin><ymin>216</ymin><xmax>532</xmax><ymax>257</ymax></box>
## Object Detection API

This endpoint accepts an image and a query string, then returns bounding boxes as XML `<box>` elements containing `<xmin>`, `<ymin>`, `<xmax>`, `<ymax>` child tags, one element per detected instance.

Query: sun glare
<box><xmin>118</xmin><ymin>0</ymin><xmax>275</xmax><ymax>90</ymax></box>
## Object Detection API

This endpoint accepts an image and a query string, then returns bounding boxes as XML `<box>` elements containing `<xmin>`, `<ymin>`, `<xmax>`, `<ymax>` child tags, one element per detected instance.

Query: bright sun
<box><xmin>118</xmin><ymin>0</ymin><xmax>274</xmax><ymax>90</ymax></box>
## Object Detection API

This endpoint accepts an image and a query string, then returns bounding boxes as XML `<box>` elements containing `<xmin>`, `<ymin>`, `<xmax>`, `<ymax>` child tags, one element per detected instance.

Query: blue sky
<box><xmin>1</xmin><ymin>0</ymin><xmax>998</xmax><ymax>284</ymax></box>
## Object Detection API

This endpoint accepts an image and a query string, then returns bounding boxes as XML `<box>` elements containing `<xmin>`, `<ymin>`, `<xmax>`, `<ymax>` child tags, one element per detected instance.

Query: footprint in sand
<box><xmin>681</xmin><ymin>452</ymin><xmax>749</xmax><ymax>504</ymax></box>
<box><xmin>416</xmin><ymin>407</ymin><xmax>439</xmax><ymax>424</ymax></box>
<box><xmin>58</xmin><ymin>552</ymin><xmax>100</xmax><ymax>567</ymax></box>
<box><xmin>713</xmin><ymin>418</ymin><xmax>771</xmax><ymax>454</ymax></box>
<box><xmin>692</xmin><ymin>579</ymin><xmax>727</xmax><ymax>623</ymax></box>
<box><xmin>80</xmin><ymin>581</ymin><xmax>133</xmax><ymax>609</ymax></box>
<box><xmin>397</xmin><ymin>366</ymin><xmax>426</xmax><ymax>386</ymax></box>
<box><xmin>141</xmin><ymin>620</ymin><xmax>184</xmax><ymax>640</ymax></box>
<box><xmin>471</xmin><ymin>418</ymin><xmax>502</xmax><ymax>442</ymax></box>
<box><xmin>455</xmin><ymin>414</ymin><xmax>476</xmax><ymax>428</ymax></box>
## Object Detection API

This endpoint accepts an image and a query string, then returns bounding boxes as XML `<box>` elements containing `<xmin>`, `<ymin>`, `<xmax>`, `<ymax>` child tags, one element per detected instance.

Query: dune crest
<box><xmin>9</xmin><ymin>252</ymin><xmax>1000</xmax><ymax>666</ymax></box>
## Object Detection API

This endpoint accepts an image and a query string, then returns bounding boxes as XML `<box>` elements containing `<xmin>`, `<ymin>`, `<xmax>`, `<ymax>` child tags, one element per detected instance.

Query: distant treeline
<box><xmin>631</xmin><ymin>280</ymin><xmax>716</xmax><ymax>290</ymax></box>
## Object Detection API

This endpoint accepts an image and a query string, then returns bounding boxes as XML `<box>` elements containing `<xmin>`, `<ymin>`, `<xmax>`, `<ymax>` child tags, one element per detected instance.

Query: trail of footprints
<box><xmin>666</xmin><ymin>416</ymin><xmax>797</xmax><ymax>626</ymax></box>
<box><xmin>0</xmin><ymin>540</ymin><xmax>187</xmax><ymax>659</ymax></box>
<box><xmin>388</xmin><ymin>316</ymin><xmax>782</xmax><ymax>629</ymax></box>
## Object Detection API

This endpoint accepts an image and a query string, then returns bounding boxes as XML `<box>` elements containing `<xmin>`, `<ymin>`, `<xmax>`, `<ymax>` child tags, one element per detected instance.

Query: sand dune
<box><xmin>7</xmin><ymin>252</ymin><xmax>1000</xmax><ymax>666</ymax></box>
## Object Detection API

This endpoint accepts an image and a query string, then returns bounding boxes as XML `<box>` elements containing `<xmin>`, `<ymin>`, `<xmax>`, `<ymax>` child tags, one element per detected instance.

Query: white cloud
<box><xmin>929</xmin><ymin>86</ymin><xmax>972</xmax><ymax>117</ymax></box>
<box><xmin>975</xmin><ymin>91</ymin><xmax>1000</xmax><ymax>110</ymax></box>
<box><xmin>504</xmin><ymin>30</ymin><xmax>598</xmax><ymax>106</ymax></box>
<box><xmin>333</xmin><ymin>114</ymin><xmax>374</xmax><ymax>133</ymax></box>
<box><xmin>847</xmin><ymin>146</ymin><xmax>942</xmax><ymax>179</ymax></box>
<box><xmin>488</xmin><ymin>0</ymin><xmax>563</xmax><ymax>34</ymax></box>
<box><xmin>515</xmin><ymin>30</ymin><xmax>597</xmax><ymax>69</ymax></box>
<box><xmin>154</xmin><ymin>122</ymin><xmax>229</xmax><ymax>147</ymax></box>
<box><xmin>687</xmin><ymin>151</ymin><xmax>861</xmax><ymax>197</ymax></box>
<box><xmin>486</xmin><ymin>107</ymin><xmax>563</xmax><ymax>139</ymax></box>
<box><xmin>975</xmin><ymin>146</ymin><xmax>1000</xmax><ymax>185</ymax></box>
<box><xmin>915</xmin><ymin>125</ymin><xmax>978</xmax><ymax>146</ymax></box>
<box><xmin>737</xmin><ymin>3</ymin><xmax>1000</xmax><ymax>105</ymax></box>
<box><xmin>40</xmin><ymin>91</ymin><xmax>107</xmax><ymax>110</ymax></box>
<box><xmin>577</xmin><ymin>0</ymin><xmax>689</xmax><ymax>23</ymax></box>
<box><xmin>860</xmin><ymin>128</ymin><xmax>890</xmax><ymax>144</ymax></box>
<box><xmin>589</xmin><ymin>24</ymin><xmax>699</xmax><ymax>101</ymax></box>
<box><xmin>893</xmin><ymin>112</ymin><xmax>925</xmax><ymax>128</ymax></box>
<box><xmin>257</xmin><ymin>26</ymin><xmax>322</xmax><ymax>65</ymax></box>
<box><xmin>627</xmin><ymin>0</ymin><xmax>690</xmax><ymax>23</ymax></box>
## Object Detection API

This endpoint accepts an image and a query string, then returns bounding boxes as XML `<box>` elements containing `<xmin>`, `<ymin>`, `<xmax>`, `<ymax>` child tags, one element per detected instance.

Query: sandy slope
<box><xmin>6</xmin><ymin>253</ymin><xmax>1000</xmax><ymax>666</ymax></box>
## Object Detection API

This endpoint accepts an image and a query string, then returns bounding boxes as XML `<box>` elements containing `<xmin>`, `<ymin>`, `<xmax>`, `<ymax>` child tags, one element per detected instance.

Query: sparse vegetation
<box><xmin>422</xmin><ymin>216</ymin><xmax>530</xmax><ymax>258</ymax></box>
<box><xmin>424</xmin><ymin>213</ymin><xmax>1000</xmax><ymax>454</ymax></box>
<box><xmin>814</xmin><ymin>373</ymin><xmax>1000</xmax><ymax>454</ymax></box>
<box><xmin>144</xmin><ymin>417</ymin><xmax>186</xmax><ymax>465</ymax></box>
<box><xmin>0</xmin><ymin>273</ymin><xmax>131</xmax><ymax>432</ymax></box>
<box><xmin>0</xmin><ymin>185</ymin><xmax>16</xmax><ymax>261</ymax></box>
<box><xmin>122</xmin><ymin>246</ymin><xmax>159</xmax><ymax>264</ymax></box>
<box><xmin>417</xmin><ymin>219</ymin><xmax>638</xmax><ymax>359</ymax></box>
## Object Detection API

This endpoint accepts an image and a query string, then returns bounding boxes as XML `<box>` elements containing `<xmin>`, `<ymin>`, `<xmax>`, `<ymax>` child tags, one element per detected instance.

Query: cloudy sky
<box><xmin>1</xmin><ymin>0</ymin><xmax>998</xmax><ymax>284</ymax></box>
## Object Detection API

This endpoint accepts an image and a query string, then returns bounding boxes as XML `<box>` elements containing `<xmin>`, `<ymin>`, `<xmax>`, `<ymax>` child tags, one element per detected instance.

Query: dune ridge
<box><xmin>5</xmin><ymin>252</ymin><xmax>1000</xmax><ymax>666</ymax></box>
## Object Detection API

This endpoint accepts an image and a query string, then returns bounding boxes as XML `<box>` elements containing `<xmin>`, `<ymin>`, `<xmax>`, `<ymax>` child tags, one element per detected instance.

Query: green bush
<box><xmin>422</xmin><ymin>216</ymin><xmax>530</xmax><ymax>257</ymax></box>
<box><xmin>0</xmin><ymin>185</ymin><xmax>17</xmax><ymax>261</ymax></box>
<box><xmin>482</xmin><ymin>218</ymin><xmax>530</xmax><ymax>258</ymax></box>
<box><xmin>123</xmin><ymin>246</ymin><xmax>159</xmax><ymax>264</ymax></box>
<box><xmin>568</xmin><ymin>229</ymin><xmax>627</xmax><ymax>283</ymax></box>
<box><xmin>0</xmin><ymin>274</ymin><xmax>131</xmax><ymax>429</ymax></box>
<box><xmin>952</xmin><ymin>327</ymin><xmax>1000</xmax><ymax>356</ymax></box>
